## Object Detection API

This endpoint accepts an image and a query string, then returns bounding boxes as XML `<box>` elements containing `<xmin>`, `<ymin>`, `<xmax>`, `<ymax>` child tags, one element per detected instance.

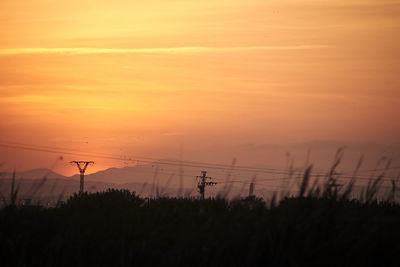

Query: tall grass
<box><xmin>1</xmin><ymin>151</ymin><xmax>400</xmax><ymax>266</ymax></box>
<box><xmin>1</xmin><ymin>148</ymin><xmax>399</xmax><ymax>206</ymax></box>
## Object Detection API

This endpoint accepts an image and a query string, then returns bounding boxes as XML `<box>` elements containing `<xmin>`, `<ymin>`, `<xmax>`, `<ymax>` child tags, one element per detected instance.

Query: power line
<box><xmin>1</xmin><ymin>142</ymin><xmax>397</xmax><ymax>182</ymax></box>
<box><xmin>0</xmin><ymin>140</ymin><xmax>361</xmax><ymax>174</ymax></box>
<box><xmin>1</xmin><ymin>141</ymin><xmax>399</xmax><ymax>182</ymax></box>
<box><xmin>0</xmin><ymin>141</ymin><xmax>295</xmax><ymax>173</ymax></box>
<box><xmin>0</xmin><ymin>142</ymin><xmax>300</xmax><ymax>175</ymax></box>
<box><xmin>3</xmin><ymin>140</ymin><xmax>399</xmax><ymax>174</ymax></box>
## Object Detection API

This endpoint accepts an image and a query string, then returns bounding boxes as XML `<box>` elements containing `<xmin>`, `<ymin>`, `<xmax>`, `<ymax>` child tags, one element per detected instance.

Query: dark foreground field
<box><xmin>1</xmin><ymin>187</ymin><xmax>400</xmax><ymax>267</ymax></box>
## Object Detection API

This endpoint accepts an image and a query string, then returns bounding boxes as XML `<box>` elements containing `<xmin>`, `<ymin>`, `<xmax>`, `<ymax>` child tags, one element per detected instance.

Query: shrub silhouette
<box><xmin>1</xmin><ymin>151</ymin><xmax>400</xmax><ymax>267</ymax></box>
<box><xmin>1</xmin><ymin>187</ymin><xmax>400</xmax><ymax>267</ymax></box>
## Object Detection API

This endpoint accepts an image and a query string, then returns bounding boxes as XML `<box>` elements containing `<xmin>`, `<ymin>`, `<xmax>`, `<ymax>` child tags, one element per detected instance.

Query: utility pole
<box><xmin>196</xmin><ymin>171</ymin><xmax>217</xmax><ymax>200</ymax></box>
<box><xmin>70</xmin><ymin>161</ymin><xmax>94</xmax><ymax>194</ymax></box>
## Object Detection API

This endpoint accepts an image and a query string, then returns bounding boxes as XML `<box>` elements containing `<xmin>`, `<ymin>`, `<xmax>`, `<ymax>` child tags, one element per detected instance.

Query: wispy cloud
<box><xmin>0</xmin><ymin>95</ymin><xmax>54</xmax><ymax>103</ymax></box>
<box><xmin>0</xmin><ymin>45</ymin><xmax>329</xmax><ymax>55</ymax></box>
<box><xmin>162</xmin><ymin>132</ymin><xmax>185</xmax><ymax>136</ymax></box>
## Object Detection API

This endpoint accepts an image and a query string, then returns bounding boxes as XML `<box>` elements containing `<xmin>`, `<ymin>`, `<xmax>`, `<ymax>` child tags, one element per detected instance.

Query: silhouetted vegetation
<box><xmin>1</xmin><ymin>149</ymin><xmax>400</xmax><ymax>266</ymax></box>
<box><xmin>1</xmin><ymin>183</ymin><xmax>400</xmax><ymax>266</ymax></box>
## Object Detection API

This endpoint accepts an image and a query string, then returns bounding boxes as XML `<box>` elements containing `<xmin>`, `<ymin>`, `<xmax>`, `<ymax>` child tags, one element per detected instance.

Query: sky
<box><xmin>0</xmin><ymin>0</ymin><xmax>399</xmax><ymax>176</ymax></box>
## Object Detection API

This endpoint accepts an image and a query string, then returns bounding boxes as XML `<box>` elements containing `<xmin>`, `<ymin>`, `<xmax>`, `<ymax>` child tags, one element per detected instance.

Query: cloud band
<box><xmin>0</xmin><ymin>45</ymin><xmax>329</xmax><ymax>55</ymax></box>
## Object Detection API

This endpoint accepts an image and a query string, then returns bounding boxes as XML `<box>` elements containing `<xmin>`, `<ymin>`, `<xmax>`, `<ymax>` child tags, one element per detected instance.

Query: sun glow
<box><xmin>0</xmin><ymin>0</ymin><xmax>399</xmax><ymax>174</ymax></box>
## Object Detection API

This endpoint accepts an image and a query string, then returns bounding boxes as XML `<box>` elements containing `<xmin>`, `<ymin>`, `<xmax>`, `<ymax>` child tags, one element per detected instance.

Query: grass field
<box><xmin>1</xmin><ymin>160</ymin><xmax>400</xmax><ymax>267</ymax></box>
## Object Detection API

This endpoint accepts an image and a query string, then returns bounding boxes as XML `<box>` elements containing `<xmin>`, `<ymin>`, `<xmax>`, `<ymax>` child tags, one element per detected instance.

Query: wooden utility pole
<box><xmin>196</xmin><ymin>171</ymin><xmax>217</xmax><ymax>200</ymax></box>
<box><xmin>71</xmin><ymin>161</ymin><xmax>94</xmax><ymax>194</ymax></box>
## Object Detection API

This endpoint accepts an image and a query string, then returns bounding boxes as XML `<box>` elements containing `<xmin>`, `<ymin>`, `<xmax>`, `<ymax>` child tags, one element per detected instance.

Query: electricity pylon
<box><xmin>196</xmin><ymin>171</ymin><xmax>217</xmax><ymax>200</ymax></box>
<box><xmin>71</xmin><ymin>161</ymin><xmax>94</xmax><ymax>194</ymax></box>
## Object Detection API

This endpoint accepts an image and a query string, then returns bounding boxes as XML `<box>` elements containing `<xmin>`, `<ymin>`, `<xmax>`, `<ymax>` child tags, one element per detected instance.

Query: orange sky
<box><xmin>0</xmin><ymin>0</ymin><xmax>399</xmax><ymax>175</ymax></box>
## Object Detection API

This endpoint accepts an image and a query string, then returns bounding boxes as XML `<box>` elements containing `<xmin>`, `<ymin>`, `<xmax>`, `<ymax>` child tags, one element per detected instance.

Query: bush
<box><xmin>1</xmin><ymin>189</ymin><xmax>400</xmax><ymax>266</ymax></box>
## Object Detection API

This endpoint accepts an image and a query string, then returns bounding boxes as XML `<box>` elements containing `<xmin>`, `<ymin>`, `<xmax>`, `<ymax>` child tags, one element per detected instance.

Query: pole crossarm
<box><xmin>70</xmin><ymin>161</ymin><xmax>94</xmax><ymax>172</ymax></box>
<box><xmin>70</xmin><ymin>161</ymin><xmax>94</xmax><ymax>194</ymax></box>
<box><xmin>196</xmin><ymin>171</ymin><xmax>217</xmax><ymax>200</ymax></box>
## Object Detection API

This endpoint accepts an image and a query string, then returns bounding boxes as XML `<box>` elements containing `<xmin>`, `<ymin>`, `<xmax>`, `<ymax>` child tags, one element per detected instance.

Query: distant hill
<box><xmin>0</xmin><ymin>162</ymin><xmax>180</xmax><ymax>185</ymax></box>
<box><xmin>70</xmin><ymin>160</ymin><xmax>205</xmax><ymax>186</ymax></box>
<box><xmin>0</xmin><ymin>165</ymin><xmax>189</xmax><ymax>203</ymax></box>
<box><xmin>0</xmin><ymin>168</ymin><xmax>67</xmax><ymax>180</ymax></box>
<box><xmin>4</xmin><ymin>160</ymin><xmax>393</xmax><ymax>203</ymax></box>
<box><xmin>70</xmin><ymin>164</ymin><xmax>158</xmax><ymax>184</ymax></box>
